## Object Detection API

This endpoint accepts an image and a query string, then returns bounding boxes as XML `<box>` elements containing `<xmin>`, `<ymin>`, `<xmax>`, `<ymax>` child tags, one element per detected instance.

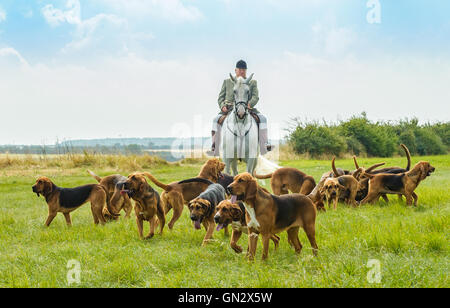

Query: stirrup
<box><xmin>206</xmin><ymin>145</ymin><xmax>215</xmax><ymax>156</ymax></box>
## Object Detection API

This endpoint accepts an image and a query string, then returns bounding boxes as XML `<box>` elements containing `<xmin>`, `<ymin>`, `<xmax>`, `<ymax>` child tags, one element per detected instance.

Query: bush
<box><xmin>398</xmin><ymin>129</ymin><xmax>417</xmax><ymax>155</ymax></box>
<box><xmin>289</xmin><ymin>121</ymin><xmax>346</xmax><ymax>157</ymax></box>
<box><xmin>288</xmin><ymin>114</ymin><xmax>449</xmax><ymax>158</ymax></box>
<box><xmin>345</xmin><ymin>136</ymin><xmax>366</xmax><ymax>156</ymax></box>
<box><xmin>429</xmin><ymin>122</ymin><xmax>450</xmax><ymax>149</ymax></box>
<box><xmin>415</xmin><ymin>128</ymin><xmax>447</xmax><ymax>155</ymax></box>
<box><xmin>338</xmin><ymin>115</ymin><xmax>398</xmax><ymax>157</ymax></box>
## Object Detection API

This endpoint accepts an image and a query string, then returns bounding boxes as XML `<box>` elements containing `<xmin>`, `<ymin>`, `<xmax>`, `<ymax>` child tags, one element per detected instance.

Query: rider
<box><xmin>209</xmin><ymin>60</ymin><xmax>272</xmax><ymax>156</ymax></box>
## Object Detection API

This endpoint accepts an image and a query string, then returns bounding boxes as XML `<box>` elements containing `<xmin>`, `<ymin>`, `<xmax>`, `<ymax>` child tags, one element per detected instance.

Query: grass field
<box><xmin>0</xmin><ymin>154</ymin><xmax>448</xmax><ymax>288</ymax></box>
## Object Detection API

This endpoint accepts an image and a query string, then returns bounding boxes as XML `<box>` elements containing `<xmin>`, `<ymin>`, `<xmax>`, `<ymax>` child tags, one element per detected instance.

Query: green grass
<box><xmin>0</xmin><ymin>155</ymin><xmax>449</xmax><ymax>288</ymax></box>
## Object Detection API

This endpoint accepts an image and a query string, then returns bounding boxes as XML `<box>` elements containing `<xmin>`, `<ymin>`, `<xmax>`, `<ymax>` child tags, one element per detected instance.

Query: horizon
<box><xmin>1</xmin><ymin>0</ymin><xmax>449</xmax><ymax>145</ymax></box>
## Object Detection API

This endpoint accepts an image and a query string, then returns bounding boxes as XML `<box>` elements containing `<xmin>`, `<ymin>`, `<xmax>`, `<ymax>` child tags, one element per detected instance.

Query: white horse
<box><xmin>220</xmin><ymin>74</ymin><xmax>259</xmax><ymax>175</ymax></box>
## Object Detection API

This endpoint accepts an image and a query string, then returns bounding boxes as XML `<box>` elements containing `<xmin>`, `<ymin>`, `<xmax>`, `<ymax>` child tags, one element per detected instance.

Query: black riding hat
<box><xmin>236</xmin><ymin>60</ymin><xmax>247</xmax><ymax>69</ymax></box>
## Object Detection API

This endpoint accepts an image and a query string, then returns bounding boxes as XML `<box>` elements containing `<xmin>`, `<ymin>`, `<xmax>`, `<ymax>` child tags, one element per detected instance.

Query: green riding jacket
<box><xmin>217</xmin><ymin>78</ymin><xmax>259</xmax><ymax>113</ymax></box>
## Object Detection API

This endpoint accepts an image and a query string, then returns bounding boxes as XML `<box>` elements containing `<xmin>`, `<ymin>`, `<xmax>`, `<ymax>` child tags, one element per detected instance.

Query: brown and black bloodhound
<box><xmin>227</xmin><ymin>173</ymin><xmax>318</xmax><ymax>261</ymax></box>
<box><xmin>254</xmin><ymin>167</ymin><xmax>316</xmax><ymax>196</ymax></box>
<box><xmin>143</xmin><ymin>158</ymin><xmax>225</xmax><ymax>230</ymax></box>
<box><xmin>355</xmin><ymin>144</ymin><xmax>412</xmax><ymax>202</ymax></box>
<box><xmin>32</xmin><ymin>177</ymin><xmax>109</xmax><ymax>226</ymax></box>
<box><xmin>214</xmin><ymin>200</ymin><xmax>280</xmax><ymax>254</ymax></box>
<box><xmin>120</xmin><ymin>173</ymin><xmax>165</xmax><ymax>239</ymax></box>
<box><xmin>187</xmin><ymin>183</ymin><xmax>226</xmax><ymax>246</ymax></box>
<box><xmin>360</xmin><ymin>161</ymin><xmax>435</xmax><ymax>206</ymax></box>
<box><xmin>88</xmin><ymin>170</ymin><xmax>133</xmax><ymax>220</ymax></box>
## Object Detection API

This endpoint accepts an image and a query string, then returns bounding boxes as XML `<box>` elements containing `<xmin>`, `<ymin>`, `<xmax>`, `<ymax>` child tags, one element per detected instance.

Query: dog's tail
<box><xmin>353</xmin><ymin>157</ymin><xmax>385</xmax><ymax>174</ymax></box>
<box><xmin>87</xmin><ymin>170</ymin><xmax>102</xmax><ymax>183</ymax></box>
<box><xmin>401</xmin><ymin>144</ymin><xmax>411</xmax><ymax>171</ymax></box>
<box><xmin>352</xmin><ymin>167</ymin><xmax>364</xmax><ymax>180</ymax></box>
<box><xmin>362</xmin><ymin>172</ymin><xmax>375</xmax><ymax>179</ymax></box>
<box><xmin>253</xmin><ymin>172</ymin><xmax>273</xmax><ymax>180</ymax></box>
<box><xmin>142</xmin><ymin>172</ymin><xmax>172</xmax><ymax>191</ymax></box>
<box><xmin>353</xmin><ymin>156</ymin><xmax>360</xmax><ymax>169</ymax></box>
<box><xmin>366</xmin><ymin>162</ymin><xmax>386</xmax><ymax>173</ymax></box>
<box><xmin>332</xmin><ymin>157</ymin><xmax>340</xmax><ymax>177</ymax></box>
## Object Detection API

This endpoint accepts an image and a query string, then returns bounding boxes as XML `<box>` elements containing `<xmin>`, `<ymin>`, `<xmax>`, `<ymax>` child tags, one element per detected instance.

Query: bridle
<box><xmin>234</xmin><ymin>101</ymin><xmax>248</xmax><ymax>119</ymax></box>
<box><xmin>227</xmin><ymin>101</ymin><xmax>253</xmax><ymax>137</ymax></box>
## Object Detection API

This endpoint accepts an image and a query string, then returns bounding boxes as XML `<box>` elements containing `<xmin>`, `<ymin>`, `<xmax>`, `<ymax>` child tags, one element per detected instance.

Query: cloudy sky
<box><xmin>0</xmin><ymin>0</ymin><xmax>449</xmax><ymax>145</ymax></box>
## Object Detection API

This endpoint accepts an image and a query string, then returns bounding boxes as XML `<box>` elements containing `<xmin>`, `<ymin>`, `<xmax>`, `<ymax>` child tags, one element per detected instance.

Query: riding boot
<box><xmin>259</xmin><ymin>129</ymin><xmax>273</xmax><ymax>154</ymax></box>
<box><xmin>206</xmin><ymin>131</ymin><xmax>216</xmax><ymax>156</ymax></box>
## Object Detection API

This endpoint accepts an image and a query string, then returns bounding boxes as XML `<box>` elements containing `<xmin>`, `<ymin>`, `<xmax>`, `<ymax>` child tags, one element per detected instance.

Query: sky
<box><xmin>0</xmin><ymin>0</ymin><xmax>449</xmax><ymax>145</ymax></box>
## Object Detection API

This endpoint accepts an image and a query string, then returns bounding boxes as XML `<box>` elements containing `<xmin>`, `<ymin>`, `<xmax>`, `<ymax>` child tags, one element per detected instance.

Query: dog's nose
<box><xmin>190</xmin><ymin>215</ymin><xmax>197</xmax><ymax>221</ymax></box>
<box><xmin>214</xmin><ymin>215</ymin><xmax>220</xmax><ymax>223</ymax></box>
<box><xmin>32</xmin><ymin>186</ymin><xmax>36</xmax><ymax>192</ymax></box>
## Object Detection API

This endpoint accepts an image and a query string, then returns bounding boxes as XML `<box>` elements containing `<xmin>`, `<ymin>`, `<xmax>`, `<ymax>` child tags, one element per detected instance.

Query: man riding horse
<box><xmin>208</xmin><ymin>60</ymin><xmax>272</xmax><ymax>156</ymax></box>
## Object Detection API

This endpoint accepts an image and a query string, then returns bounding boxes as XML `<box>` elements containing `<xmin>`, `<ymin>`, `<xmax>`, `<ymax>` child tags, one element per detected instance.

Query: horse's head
<box><xmin>230</xmin><ymin>73</ymin><xmax>254</xmax><ymax>119</ymax></box>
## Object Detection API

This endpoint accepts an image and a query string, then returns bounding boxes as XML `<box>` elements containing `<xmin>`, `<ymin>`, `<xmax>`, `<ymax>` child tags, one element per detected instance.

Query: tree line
<box><xmin>288</xmin><ymin>113</ymin><xmax>449</xmax><ymax>157</ymax></box>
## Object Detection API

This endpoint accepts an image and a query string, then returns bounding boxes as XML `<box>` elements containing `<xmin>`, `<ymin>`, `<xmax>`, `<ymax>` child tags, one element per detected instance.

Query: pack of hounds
<box><xmin>32</xmin><ymin>144</ymin><xmax>435</xmax><ymax>260</ymax></box>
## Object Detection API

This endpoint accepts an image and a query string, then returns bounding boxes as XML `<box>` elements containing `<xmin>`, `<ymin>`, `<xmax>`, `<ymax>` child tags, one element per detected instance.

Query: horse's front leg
<box><xmin>231</xmin><ymin>159</ymin><xmax>238</xmax><ymax>176</ymax></box>
<box><xmin>224</xmin><ymin>158</ymin><xmax>233</xmax><ymax>175</ymax></box>
<box><xmin>246</xmin><ymin>157</ymin><xmax>258</xmax><ymax>175</ymax></box>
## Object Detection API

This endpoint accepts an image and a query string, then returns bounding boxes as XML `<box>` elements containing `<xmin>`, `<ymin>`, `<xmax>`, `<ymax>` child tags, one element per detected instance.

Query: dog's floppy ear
<box><xmin>187</xmin><ymin>200</ymin><xmax>194</xmax><ymax>209</ymax></box>
<box><xmin>245</xmin><ymin>178</ymin><xmax>258</xmax><ymax>201</ymax></box>
<box><xmin>418</xmin><ymin>162</ymin><xmax>429</xmax><ymax>180</ymax></box>
<box><xmin>43</xmin><ymin>180</ymin><xmax>53</xmax><ymax>195</ymax></box>
<box><xmin>319</xmin><ymin>186</ymin><xmax>326</xmax><ymax>195</ymax></box>
<box><xmin>137</xmin><ymin>177</ymin><xmax>148</xmax><ymax>193</ymax></box>
<box><xmin>199</xmin><ymin>199</ymin><xmax>211</xmax><ymax>208</ymax></box>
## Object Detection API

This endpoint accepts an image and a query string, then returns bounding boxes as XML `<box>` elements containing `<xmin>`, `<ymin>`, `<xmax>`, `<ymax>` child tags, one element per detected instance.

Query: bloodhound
<box><xmin>214</xmin><ymin>200</ymin><xmax>280</xmax><ymax>254</ymax></box>
<box><xmin>227</xmin><ymin>173</ymin><xmax>318</xmax><ymax>261</ymax></box>
<box><xmin>143</xmin><ymin>158</ymin><xmax>225</xmax><ymax>230</ymax></box>
<box><xmin>120</xmin><ymin>173</ymin><xmax>165</xmax><ymax>239</ymax></box>
<box><xmin>32</xmin><ymin>177</ymin><xmax>109</xmax><ymax>226</ymax></box>
<box><xmin>360</xmin><ymin>161</ymin><xmax>435</xmax><ymax>206</ymax></box>
<box><xmin>320</xmin><ymin>172</ymin><xmax>362</xmax><ymax>210</ymax></box>
<box><xmin>187</xmin><ymin>183</ymin><xmax>226</xmax><ymax>246</ymax></box>
<box><xmin>254</xmin><ymin>167</ymin><xmax>316</xmax><ymax>196</ymax></box>
<box><xmin>88</xmin><ymin>170</ymin><xmax>133</xmax><ymax>220</ymax></box>
<box><xmin>354</xmin><ymin>144</ymin><xmax>412</xmax><ymax>202</ymax></box>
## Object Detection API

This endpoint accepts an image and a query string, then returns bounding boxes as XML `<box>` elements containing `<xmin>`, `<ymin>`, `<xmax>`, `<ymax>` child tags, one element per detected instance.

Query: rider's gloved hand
<box><xmin>222</xmin><ymin>106</ymin><xmax>228</xmax><ymax>113</ymax></box>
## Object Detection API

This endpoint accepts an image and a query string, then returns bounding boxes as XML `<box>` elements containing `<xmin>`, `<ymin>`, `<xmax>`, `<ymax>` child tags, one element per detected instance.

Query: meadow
<box><xmin>0</xmin><ymin>153</ymin><xmax>448</xmax><ymax>288</ymax></box>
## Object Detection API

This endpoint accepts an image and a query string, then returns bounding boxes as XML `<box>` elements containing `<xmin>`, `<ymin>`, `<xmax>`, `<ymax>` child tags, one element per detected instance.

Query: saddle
<box><xmin>217</xmin><ymin>112</ymin><xmax>260</xmax><ymax>126</ymax></box>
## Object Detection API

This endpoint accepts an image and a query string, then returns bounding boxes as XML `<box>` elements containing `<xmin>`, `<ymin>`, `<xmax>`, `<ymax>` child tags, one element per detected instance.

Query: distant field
<box><xmin>0</xmin><ymin>154</ymin><xmax>448</xmax><ymax>287</ymax></box>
